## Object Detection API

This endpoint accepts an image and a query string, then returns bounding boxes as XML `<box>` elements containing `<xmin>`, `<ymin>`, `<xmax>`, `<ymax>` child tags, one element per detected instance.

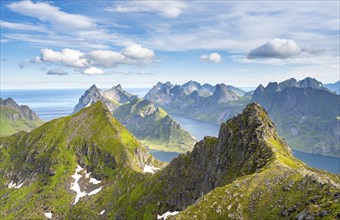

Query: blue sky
<box><xmin>1</xmin><ymin>0</ymin><xmax>339</xmax><ymax>89</ymax></box>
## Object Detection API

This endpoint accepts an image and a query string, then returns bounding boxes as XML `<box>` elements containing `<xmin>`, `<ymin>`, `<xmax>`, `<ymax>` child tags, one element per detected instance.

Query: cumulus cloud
<box><xmin>200</xmin><ymin>53</ymin><xmax>221</xmax><ymax>63</ymax></box>
<box><xmin>83</xmin><ymin>67</ymin><xmax>104</xmax><ymax>75</ymax></box>
<box><xmin>247</xmin><ymin>39</ymin><xmax>302</xmax><ymax>59</ymax></box>
<box><xmin>28</xmin><ymin>44</ymin><xmax>155</xmax><ymax>75</ymax></box>
<box><xmin>7</xmin><ymin>1</ymin><xmax>94</xmax><ymax>30</ymax></box>
<box><xmin>122</xmin><ymin>44</ymin><xmax>154</xmax><ymax>60</ymax></box>
<box><xmin>106</xmin><ymin>1</ymin><xmax>187</xmax><ymax>18</ymax></box>
<box><xmin>47</xmin><ymin>69</ymin><xmax>68</xmax><ymax>76</ymax></box>
<box><xmin>37</xmin><ymin>48</ymin><xmax>89</xmax><ymax>68</ymax></box>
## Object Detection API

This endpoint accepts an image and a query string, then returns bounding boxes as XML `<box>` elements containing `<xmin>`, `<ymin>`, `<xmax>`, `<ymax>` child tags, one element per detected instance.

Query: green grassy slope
<box><xmin>0</xmin><ymin>106</ymin><xmax>43</xmax><ymax>137</ymax></box>
<box><xmin>0</xmin><ymin>102</ymin><xmax>162</xmax><ymax>219</ymax></box>
<box><xmin>114</xmin><ymin>98</ymin><xmax>196</xmax><ymax>153</ymax></box>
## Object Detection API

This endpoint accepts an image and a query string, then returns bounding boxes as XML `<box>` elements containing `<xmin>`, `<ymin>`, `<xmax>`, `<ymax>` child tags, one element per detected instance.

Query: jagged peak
<box><xmin>115</xmin><ymin>84</ymin><xmax>123</xmax><ymax>91</ymax></box>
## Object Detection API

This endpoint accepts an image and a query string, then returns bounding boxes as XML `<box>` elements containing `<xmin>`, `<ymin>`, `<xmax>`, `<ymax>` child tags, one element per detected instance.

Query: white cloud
<box><xmin>87</xmin><ymin>50</ymin><xmax>126</xmax><ymax>67</ymax></box>
<box><xmin>28</xmin><ymin>44</ymin><xmax>155</xmax><ymax>75</ymax></box>
<box><xmin>200</xmin><ymin>53</ymin><xmax>221</xmax><ymax>63</ymax></box>
<box><xmin>39</xmin><ymin>48</ymin><xmax>89</xmax><ymax>68</ymax></box>
<box><xmin>106</xmin><ymin>1</ymin><xmax>187</xmax><ymax>18</ymax></box>
<box><xmin>247</xmin><ymin>39</ymin><xmax>302</xmax><ymax>59</ymax></box>
<box><xmin>0</xmin><ymin>20</ymin><xmax>46</xmax><ymax>32</ymax></box>
<box><xmin>83</xmin><ymin>67</ymin><xmax>104</xmax><ymax>75</ymax></box>
<box><xmin>47</xmin><ymin>68</ymin><xmax>68</xmax><ymax>76</ymax></box>
<box><xmin>122</xmin><ymin>44</ymin><xmax>154</xmax><ymax>60</ymax></box>
<box><xmin>7</xmin><ymin>1</ymin><xmax>94</xmax><ymax>30</ymax></box>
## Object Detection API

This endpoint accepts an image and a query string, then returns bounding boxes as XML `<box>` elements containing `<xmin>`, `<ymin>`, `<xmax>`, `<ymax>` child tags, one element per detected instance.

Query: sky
<box><xmin>0</xmin><ymin>0</ymin><xmax>339</xmax><ymax>89</ymax></box>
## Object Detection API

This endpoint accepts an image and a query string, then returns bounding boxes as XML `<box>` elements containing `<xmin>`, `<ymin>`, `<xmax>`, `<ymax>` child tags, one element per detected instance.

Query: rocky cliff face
<box><xmin>252</xmin><ymin>78</ymin><xmax>340</xmax><ymax>157</ymax></box>
<box><xmin>115</xmin><ymin>103</ymin><xmax>340</xmax><ymax>219</ymax></box>
<box><xmin>0</xmin><ymin>98</ymin><xmax>43</xmax><ymax>136</ymax></box>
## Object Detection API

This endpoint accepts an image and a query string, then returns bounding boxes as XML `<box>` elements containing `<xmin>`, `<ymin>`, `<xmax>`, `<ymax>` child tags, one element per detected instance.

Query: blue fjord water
<box><xmin>1</xmin><ymin>89</ymin><xmax>339</xmax><ymax>173</ymax></box>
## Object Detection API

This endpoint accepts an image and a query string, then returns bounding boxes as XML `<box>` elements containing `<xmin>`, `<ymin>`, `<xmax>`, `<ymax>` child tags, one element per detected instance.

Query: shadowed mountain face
<box><xmin>144</xmin><ymin>81</ymin><xmax>249</xmax><ymax>123</ymax></box>
<box><xmin>324</xmin><ymin>81</ymin><xmax>340</xmax><ymax>94</ymax></box>
<box><xmin>73</xmin><ymin>84</ymin><xmax>196</xmax><ymax>152</ymax></box>
<box><xmin>1</xmin><ymin>102</ymin><xmax>339</xmax><ymax>219</ymax></box>
<box><xmin>252</xmin><ymin>77</ymin><xmax>340</xmax><ymax>157</ymax></box>
<box><xmin>0</xmin><ymin>98</ymin><xmax>43</xmax><ymax>136</ymax></box>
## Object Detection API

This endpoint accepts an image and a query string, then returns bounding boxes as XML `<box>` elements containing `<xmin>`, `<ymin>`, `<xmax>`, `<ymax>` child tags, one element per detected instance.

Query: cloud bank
<box><xmin>106</xmin><ymin>1</ymin><xmax>187</xmax><ymax>18</ymax></box>
<box><xmin>30</xmin><ymin>44</ymin><xmax>155</xmax><ymax>75</ymax></box>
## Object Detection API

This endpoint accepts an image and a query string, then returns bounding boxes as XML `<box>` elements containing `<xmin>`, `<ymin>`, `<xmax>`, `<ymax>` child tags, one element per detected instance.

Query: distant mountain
<box><xmin>114</xmin><ymin>97</ymin><xmax>196</xmax><ymax>152</ymax></box>
<box><xmin>0</xmin><ymin>98</ymin><xmax>43</xmax><ymax>136</ymax></box>
<box><xmin>2</xmin><ymin>102</ymin><xmax>338</xmax><ymax>219</ymax></box>
<box><xmin>252</xmin><ymin>77</ymin><xmax>340</xmax><ymax>157</ymax></box>
<box><xmin>144</xmin><ymin>81</ymin><xmax>250</xmax><ymax>123</ymax></box>
<box><xmin>74</xmin><ymin>84</ymin><xmax>196</xmax><ymax>152</ymax></box>
<box><xmin>324</xmin><ymin>81</ymin><xmax>340</xmax><ymax>94</ymax></box>
<box><xmin>73</xmin><ymin>84</ymin><xmax>135</xmax><ymax>113</ymax></box>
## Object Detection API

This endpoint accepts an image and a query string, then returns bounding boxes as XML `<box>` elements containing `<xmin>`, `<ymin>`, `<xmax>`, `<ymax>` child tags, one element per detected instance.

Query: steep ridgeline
<box><xmin>0</xmin><ymin>98</ymin><xmax>43</xmax><ymax>136</ymax></box>
<box><xmin>252</xmin><ymin>77</ymin><xmax>340</xmax><ymax>157</ymax></box>
<box><xmin>74</xmin><ymin>84</ymin><xmax>195</xmax><ymax>152</ymax></box>
<box><xmin>1</xmin><ymin>103</ymin><xmax>339</xmax><ymax>219</ymax></box>
<box><xmin>73</xmin><ymin>84</ymin><xmax>135</xmax><ymax>113</ymax></box>
<box><xmin>144</xmin><ymin>81</ymin><xmax>250</xmax><ymax>123</ymax></box>
<box><xmin>113</xmin><ymin>103</ymin><xmax>340</xmax><ymax>219</ymax></box>
<box><xmin>324</xmin><ymin>81</ymin><xmax>340</xmax><ymax>94</ymax></box>
<box><xmin>114</xmin><ymin>97</ymin><xmax>196</xmax><ymax>152</ymax></box>
<box><xmin>0</xmin><ymin>102</ymin><xmax>163</xmax><ymax>219</ymax></box>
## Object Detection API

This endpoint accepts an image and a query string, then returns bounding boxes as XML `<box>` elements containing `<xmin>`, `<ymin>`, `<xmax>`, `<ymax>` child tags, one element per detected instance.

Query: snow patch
<box><xmin>100</xmin><ymin>210</ymin><xmax>105</xmax><ymax>215</ymax></box>
<box><xmin>70</xmin><ymin>165</ymin><xmax>87</xmax><ymax>205</ymax></box>
<box><xmin>8</xmin><ymin>181</ymin><xmax>23</xmax><ymax>189</ymax></box>
<box><xmin>89</xmin><ymin>178</ymin><xmax>101</xmax><ymax>185</ymax></box>
<box><xmin>85</xmin><ymin>170</ymin><xmax>91</xmax><ymax>178</ymax></box>
<box><xmin>44</xmin><ymin>212</ymin><xmax>52</xmax><ymax>219</ymax></box>
<box><xmin>143</xmin><ymin>165</ymin><xmax>160</xmax><ymax>174</ymax></box>
<box><xmin>157</xmin><ymin>211</ymin><xmax>180</xmax><ymax>219</ymax></box>
<box><xmin>88</xmin><ymin>186</ymin><xmax>103</xmax><ymax>196</ymax></box>
<box><xmin>8</xmin><ymin>181</ymin><xmax>16</xmax><ymax>189</ymax></box>
<box><xmin>15</xmin><ymin>183</ymin><xmax>24</xmax><ymax>188</ymax></box>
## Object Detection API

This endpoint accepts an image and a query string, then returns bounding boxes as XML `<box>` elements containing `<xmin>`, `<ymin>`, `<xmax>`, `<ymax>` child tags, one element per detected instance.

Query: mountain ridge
<box><xmin>0</xmin><ymin>98</ymin><xmax>43</xmax><ymax>137</ymax></box>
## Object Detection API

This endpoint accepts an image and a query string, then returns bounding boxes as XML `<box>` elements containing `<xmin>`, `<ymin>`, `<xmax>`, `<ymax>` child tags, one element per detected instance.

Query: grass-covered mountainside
<box><xmin>114</xmin><ymin>97</ymin><xmax>196</xmax><ymax>152</ymax></box>
<box><xmin>252</xmin><ymin>77</ymin><xmax>340</xmax><ymax>157</ymax></box>
<box><xmin>74</xmin><ymin>84</ymin><xmax>195</xmax><ymax>153</ymax></box>
<box><xmin>144</xmin><ymin>81</ymin><xmax>250</xmax><ymax>123</ymax></box>
<box><xmin>0</xmin><ymin>102</ymin><xmax>163</xmax><ymax>219</ymax></box>
<box><xmin>2</xmin><ymin>102</ymin><xmax>338</xmax><ymax>219</ymax></box>
<box><xmin>0</xmin><ymin>98</ymin><xmax>43</xmax><ymax>137</ymax></box>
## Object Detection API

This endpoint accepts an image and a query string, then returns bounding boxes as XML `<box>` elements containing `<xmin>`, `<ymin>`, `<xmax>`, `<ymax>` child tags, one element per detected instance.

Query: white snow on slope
<box><xmin>157</xmin><ymin>211</ymin><xmax>180</xmax><ymax>219</ymax></box>
<box><xmin>88</xmin><ymin>186</ymin><xmax>103</xmax><ymax>196</ymax></box>
<box><xmin>143</xmin><ymin>165</ymin><xmax>160</xmax><ymax>174</ymax></box>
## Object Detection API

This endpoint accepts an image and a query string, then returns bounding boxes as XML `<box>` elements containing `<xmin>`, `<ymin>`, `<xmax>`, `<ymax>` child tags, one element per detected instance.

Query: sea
<box><xmin>1</xmin><ymin>88</ymin><xmax>339</xmax><ymax>174</ymax></box>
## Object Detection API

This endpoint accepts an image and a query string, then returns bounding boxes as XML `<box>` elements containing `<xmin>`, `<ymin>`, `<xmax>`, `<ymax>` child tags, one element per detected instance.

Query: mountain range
<box><xmin>144</xmin><ymin>78</ymin><xmax>339</xmax><ymax>157</ymax></box>
<box><xmin>144</xmin><ymin>81</ymin><xmax>250</xmax><ymax>123</ymax></box>
<box><xmin>0</xmin><ymin>98</ymin><xmax>43</xmax><ymax>137</ymax></box>
<box><xmin>73</xmin><ymin>84</ymin><xmax>196</xmax><ymax>152</ymax></box>
<box><xmin>1</xmin><ymin>102</ymin><xmax>339</xmax><ymax>219</ymax></box>
<box><xmin>252</xmin><ymin>77</ymin><xmax>340</xmax><ymax>157</ymax></box>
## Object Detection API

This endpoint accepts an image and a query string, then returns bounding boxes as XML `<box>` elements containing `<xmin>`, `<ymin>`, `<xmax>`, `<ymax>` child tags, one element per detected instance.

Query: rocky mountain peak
<box><xmin>115</xmin><ymin>84</ymin><xmax>123</xmax><ymax>91</ymax></box>
<box><xmin>298</xmin><ymin>77</ymin><xmax>322</xmax><ymax>88</ymax></box>
<box><xmin>211</xmin><ymin>83</ymin><xmax>239</xmax><ymax>103</ymax></box>
<box><xmin>0</xmin><ymin>97</ymin><xmax>40</xmax><ymax>121</ymax></box>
